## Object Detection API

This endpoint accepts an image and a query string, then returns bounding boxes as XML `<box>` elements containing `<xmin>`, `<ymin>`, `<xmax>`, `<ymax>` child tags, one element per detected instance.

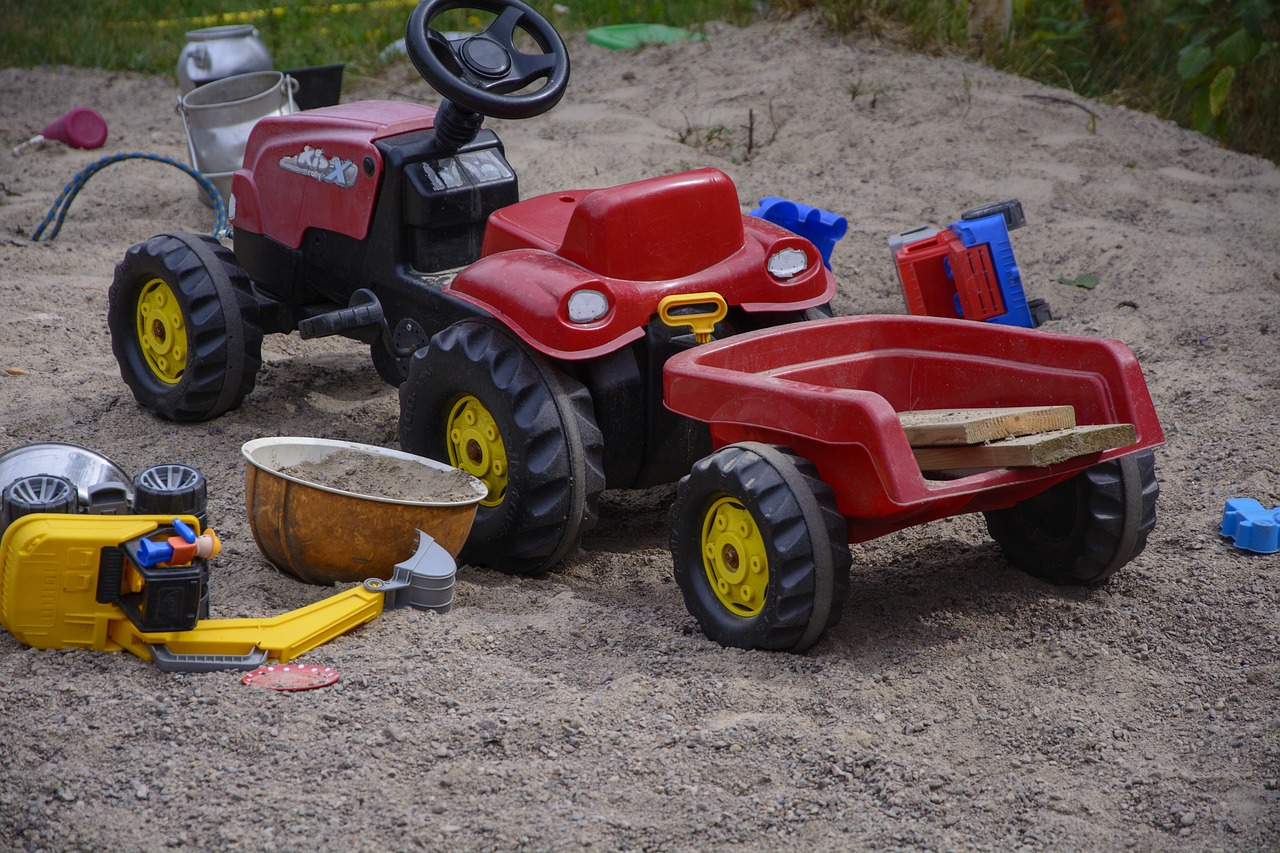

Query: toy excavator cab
<box><xmin>0</xmin><ymin>514</ymin><xmax>213</xmax><ymax>651</ymax></box>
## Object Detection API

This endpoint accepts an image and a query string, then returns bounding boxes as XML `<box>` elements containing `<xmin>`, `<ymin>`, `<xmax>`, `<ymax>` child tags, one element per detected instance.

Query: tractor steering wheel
<box><xmin>405</xmin><ymin>0</ymin><xmax>570</xmax><ymax>121</ymax></box>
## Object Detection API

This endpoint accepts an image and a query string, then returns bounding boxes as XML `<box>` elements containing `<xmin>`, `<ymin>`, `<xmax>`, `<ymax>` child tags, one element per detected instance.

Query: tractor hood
<box><xmin>231</xmin><ymin>101</ymin><xmax>442</xmax><ymax>247</ymax></box>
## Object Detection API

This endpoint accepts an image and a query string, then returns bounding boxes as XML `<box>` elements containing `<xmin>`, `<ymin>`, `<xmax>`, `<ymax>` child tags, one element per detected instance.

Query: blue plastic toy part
<box><xmin>1220</xmin><ymin>498</ymin><xmax>1280</xmax><ymax>554</ymax></box>
<box><xmin>135</xmin><ymin>518</ymin><xmax>198</xmax><ymax>567</ymax></box>
<box><xmin>172</xmin><ymin>517</ymin><xmax>196</xmax><ymax>543</ymax></box>
<box><xmin>948</xmin><ymin>210</ymin><xmax>1035</xmax><ymax>328</ymax></box>
<box><xmin>136</xmin><ymin>536</ymin><xmax>177</xmax><ymax>567</ymax></box>
<box><xmin>749</xmin><ymin>197</ymin><xmax>848</xmax><ymax>269</ymax></box>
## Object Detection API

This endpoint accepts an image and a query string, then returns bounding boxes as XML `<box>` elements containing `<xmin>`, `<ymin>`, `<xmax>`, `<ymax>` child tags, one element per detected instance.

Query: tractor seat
<box><xmin>482</xmin><ymin>167</ymin><xmax>746</xmax><ymax>282</ymax></box>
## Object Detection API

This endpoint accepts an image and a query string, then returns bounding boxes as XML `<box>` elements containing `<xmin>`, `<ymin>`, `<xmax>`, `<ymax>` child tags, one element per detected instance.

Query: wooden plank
<box><xmin>898</xmin><ymin>406</ymin><xmax>1077</xmax><ymax>446</ymax></box>
<box><xmin>912</xmin><ymin>423</ymin><xmax>1137</xmax><ymax>470</ymax></box>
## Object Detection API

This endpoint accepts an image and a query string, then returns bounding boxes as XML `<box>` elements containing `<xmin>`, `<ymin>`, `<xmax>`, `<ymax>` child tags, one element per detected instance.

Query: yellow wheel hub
<box><xmin>701</xmin><ymin>495</ymin><xmax>768</xmax><ymax>617</ymax></box>
<box><xmin>135</xmin><ymin>277</ymin><xmax>187</xmax><ymax>385</ymax></box>
<box><xmin>447</xmin><ymin>395</ymin><xmax>507</xmax><ymax>507</ymax></box>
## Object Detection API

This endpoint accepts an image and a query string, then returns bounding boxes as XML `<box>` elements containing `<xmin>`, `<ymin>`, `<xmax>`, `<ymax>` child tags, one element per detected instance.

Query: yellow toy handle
<box><xmin>115</xmin><ymin>586</ymin><xmax>387</xmax><ymax>666</ymax></box>
<box><xmin>658</xmin><ymin>292</ymin><xmax>728</xmax><ymax>343</ymax></box>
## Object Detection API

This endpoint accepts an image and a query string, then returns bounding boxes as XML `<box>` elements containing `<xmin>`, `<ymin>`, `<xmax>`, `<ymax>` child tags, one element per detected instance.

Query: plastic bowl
<box><xmin>242</xmin><ymin>437</ymin><xmax>486</xmax><ymax>585</ymax></box>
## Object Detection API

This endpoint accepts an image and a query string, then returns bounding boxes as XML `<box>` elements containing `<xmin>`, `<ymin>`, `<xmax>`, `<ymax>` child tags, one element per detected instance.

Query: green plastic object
<box><xmin>586</xmin><ymin>24</ymin><xmax>706</xmax><ymax>50</ymax></box>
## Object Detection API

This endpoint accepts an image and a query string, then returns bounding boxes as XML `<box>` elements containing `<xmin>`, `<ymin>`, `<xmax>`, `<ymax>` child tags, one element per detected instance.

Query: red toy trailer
<box><xmin>663</xmin><ymin>315</ymin><xmax>1163</xmax><ymax>653</ymax></box>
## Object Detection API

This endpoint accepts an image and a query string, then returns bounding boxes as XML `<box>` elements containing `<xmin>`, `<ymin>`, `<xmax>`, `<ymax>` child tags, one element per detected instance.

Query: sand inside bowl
<box><xmin>275</xmin><ymin>449</ymin><xmax>482</xmax><ymax>503</ymax></box>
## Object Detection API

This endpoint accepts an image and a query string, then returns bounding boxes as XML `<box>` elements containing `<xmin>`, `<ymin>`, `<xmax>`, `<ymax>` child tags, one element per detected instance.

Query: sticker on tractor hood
<box><xmin>279</xmin><ymin>145</ymin><xmax>358</xmax><ymax>188</ymax></box>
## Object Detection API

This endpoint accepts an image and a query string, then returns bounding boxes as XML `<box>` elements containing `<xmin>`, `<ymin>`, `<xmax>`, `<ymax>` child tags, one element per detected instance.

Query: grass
<box><xmin>2</xmin><ymin>0</ymin><xmax>1275</xmax><ymax>163</ymax></box>
<box><xmin>805</xmin><ymin>0</ymin><xmax>1280</xmax><ymax>163</ymax></box>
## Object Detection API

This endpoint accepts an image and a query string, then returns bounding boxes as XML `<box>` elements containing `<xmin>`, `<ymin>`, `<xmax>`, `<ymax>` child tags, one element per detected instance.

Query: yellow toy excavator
<box><xmin>0</xmin><ymin>512</ymin><xmax>453</xmax><ymax>672</ymax></box>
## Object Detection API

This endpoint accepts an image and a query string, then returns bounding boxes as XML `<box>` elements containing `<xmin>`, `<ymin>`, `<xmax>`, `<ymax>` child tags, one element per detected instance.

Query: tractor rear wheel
<box><xmin>398</xmin><ymin>319</ymin><xmax>605</xmax><ymax>574</ymax></box>
<box><xmin>108</xmin><ymin>233</ymin><xmax>262</xmax><ymax>421</ymax></box>
<box><xmin>984</xmin><ymin>449</ymin><xmax>1158</xmax><ymax>585</ymax></box>
<box><xmin>670</xmin><ymin>442</ymin><xmax>851</xmax><ymax>653</ymax></box>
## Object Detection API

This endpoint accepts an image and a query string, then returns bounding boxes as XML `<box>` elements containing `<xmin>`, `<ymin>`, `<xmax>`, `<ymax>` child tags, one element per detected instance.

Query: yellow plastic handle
<box><xmin>657</xmin><ymin>292</ymin><xmax>728</xmax><ymax>343</ymax></box>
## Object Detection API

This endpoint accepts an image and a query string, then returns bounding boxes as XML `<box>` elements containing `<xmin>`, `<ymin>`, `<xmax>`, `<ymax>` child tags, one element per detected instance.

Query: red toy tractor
<box><xmin>108</xmin><ymin>0</ymin><xmax>834</xmax><ymax>574</ymax></box>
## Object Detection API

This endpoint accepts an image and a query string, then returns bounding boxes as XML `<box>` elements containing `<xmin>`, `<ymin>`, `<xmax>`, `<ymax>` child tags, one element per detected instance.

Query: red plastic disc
<box><xmin>241</xmin><ymin>664</ymin><xmax>339</xmax><ymax>691</ymax></box>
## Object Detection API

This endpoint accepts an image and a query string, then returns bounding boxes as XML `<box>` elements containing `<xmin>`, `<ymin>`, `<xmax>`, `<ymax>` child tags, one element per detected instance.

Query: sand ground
<box><xmin>1</xmin><ymin>14</ymin><xmax>1278</xmax><ymax>852</ymax></box>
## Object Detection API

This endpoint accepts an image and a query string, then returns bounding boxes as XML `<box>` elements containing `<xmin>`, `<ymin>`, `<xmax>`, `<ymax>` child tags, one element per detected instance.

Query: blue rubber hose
<box><xmin>30</xmin><ymin>152</ymin><xmax>229</xmax><ymax>242</ymax></box>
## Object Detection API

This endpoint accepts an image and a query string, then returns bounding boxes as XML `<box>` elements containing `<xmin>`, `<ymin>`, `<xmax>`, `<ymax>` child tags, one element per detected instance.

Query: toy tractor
<box><xmin>108</xmin><ymin>0</ymin><xmax>834</xmax><ymax>575</ymax></box>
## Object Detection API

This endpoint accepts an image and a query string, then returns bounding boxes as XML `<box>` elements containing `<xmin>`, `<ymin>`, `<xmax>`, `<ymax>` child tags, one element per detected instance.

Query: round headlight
<box><xmin>767</xmin><ymin>247</ymin><xmax>808</xmax><ymax>279</ymax></box>
<box><xmin>567</xmin><ymin>289</ymin><xmax>610</xmax><ymax>323</ymax></box>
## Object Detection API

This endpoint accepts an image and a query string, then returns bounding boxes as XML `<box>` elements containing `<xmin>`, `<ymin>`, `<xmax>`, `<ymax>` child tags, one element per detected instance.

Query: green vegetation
<box><xmin>806</xmin><ymin>0</ymin><xmax>1280</xmax><ymax>162</ymax></box>
<box><xmin>2</xmin><ymin>1</ymin><xmax>1276</xmax><ymax>162</ymax></box>
<box><xmin>0</xmin><ymin>1</ymin><xmax>752</xmax><ymax>77</ymax></box>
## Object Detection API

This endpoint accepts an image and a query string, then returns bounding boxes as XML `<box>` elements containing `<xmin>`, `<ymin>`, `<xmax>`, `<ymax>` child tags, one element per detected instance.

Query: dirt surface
<box><xmin>1</xmin><ymin>14</ymin><xmax>1278</xmax><ymax>852</ymax></box>
<box><xmin>277</xmin><ymin>449</ymin><xmax>484</xmax><ymax>503</ymax></box>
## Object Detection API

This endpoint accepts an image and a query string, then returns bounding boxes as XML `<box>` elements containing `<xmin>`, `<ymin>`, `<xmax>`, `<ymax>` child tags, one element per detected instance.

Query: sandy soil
<box><xmin>1</xmin><ymin>14</ymin><xmax>1278</xmax><ymax>852</ymax></box>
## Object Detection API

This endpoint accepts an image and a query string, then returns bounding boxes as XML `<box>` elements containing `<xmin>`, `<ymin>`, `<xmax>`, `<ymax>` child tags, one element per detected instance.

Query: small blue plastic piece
<box><xmin>172</xmin><ymin>517</ymin><xmax>196</xmax><ymax>543</ymax></box>
<box><xmin>136</xmin><ymin>537</ymin><xmax>176</xmax><ymax>567</ymax></box>
<box><xmin>949</xmin><ymin>212</ymin><xmax>1034</xmax><ymax>328</ymax></box>
<box><xmin>1220</xmin><ymin>498</ymin><xmax>1280</xmax><ymax>554</ymax></box>
<box><xmin>135</xmin><ymin>519</ymin><xmax>195</xmax><ymax>567</ymax></box>
<box><xmin>750</xmin><ymin>197</ymin><xmax>848</xmax><ymax>269</ymax></box>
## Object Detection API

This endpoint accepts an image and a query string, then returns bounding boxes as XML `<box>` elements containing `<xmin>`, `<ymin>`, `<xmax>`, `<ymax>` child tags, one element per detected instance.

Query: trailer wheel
<box><xmin>984</xmin><ymin>449</ymin><xmax>1158</xmax><ymax>585</ymax></box>
<box><xmin>399</xmin><ymin>319</ymin><xmax>604</xmax><ymax>574</ymax></box>
<box><xmin>108</xmin><ymin>233</ymin><xmax>262</xmax><ymax>421</ymax></box>
<box><xmin>670</xmin><ymin>443</ymin><xmax>851</xmax><ymax>653</ymax></box>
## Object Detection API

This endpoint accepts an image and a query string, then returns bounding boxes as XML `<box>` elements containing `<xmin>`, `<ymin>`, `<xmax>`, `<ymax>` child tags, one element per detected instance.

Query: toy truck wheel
<box><xmin>134</xmin><ymin>464</ymin><xmax>208</xmax><ymax>527</ymax></box>
<box><xmin>984</xmin><ymin>449</ymin><xmax>1159</xmax><ymax>585</ymax></box>
<box><xmin>2</xmin><ymin>475</ymin><xmax>78</xmax><ymax>532</ymax></box>
<box><xmin>108</xmin><ymin>233</ymin><xmax>263</xmax><ymax>421</ymax></box>
<box><xmin>670</xmin><ymin>443</ymin><xmax>851</xmax><ymax>653</ymax></box>
<box><xmin>398</xmin><ymin>319</ymin><xmax>605</xmax><ymax>574</ymax></box>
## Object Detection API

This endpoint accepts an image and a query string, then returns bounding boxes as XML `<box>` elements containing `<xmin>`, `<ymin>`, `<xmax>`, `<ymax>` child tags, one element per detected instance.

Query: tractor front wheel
<box><xmin>670</xmin><ymin>443</ymin><xmax>851</xmax><ymax>653</ymax></box>
<box><xmin>108</xmin><ymin>233</ymin><xmax>262</xmax><ymax>421</ymax></box>
<box><xmin>984</xmin><ymin>449</ymin><xmax>1159</xmax><ymax>585</ymax></box>
<box><xmin>398</xmin><ymin>319</ymin><xmax>605</xmax><ymax>574</ymax></box>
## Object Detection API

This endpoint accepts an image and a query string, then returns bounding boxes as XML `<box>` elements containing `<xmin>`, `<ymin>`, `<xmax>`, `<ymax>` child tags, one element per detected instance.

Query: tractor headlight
<box><xmin>567</xmin><ymin>289</ymin><xmax>610</xmax><ymax>323</ymax></box>
<box><xmin>767</xmin><ymin>247</ymin><xmax>808</xmax><ymax>280</ymax></box>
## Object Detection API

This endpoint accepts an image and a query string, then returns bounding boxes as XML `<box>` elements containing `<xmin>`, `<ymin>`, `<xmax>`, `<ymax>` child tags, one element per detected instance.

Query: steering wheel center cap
<box><xmin>461</xmin><ymin>37</ymin><xmax>511</xmax><ymax>78</ymax></box>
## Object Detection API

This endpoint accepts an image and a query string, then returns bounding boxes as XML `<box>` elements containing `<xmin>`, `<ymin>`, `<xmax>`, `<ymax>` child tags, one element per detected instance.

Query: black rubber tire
<box><xmin>2</xmin><ymin>474</ymin><xmax>78</xmax><ymax>532</ymax></box>
<box><xmin>133</xmin><ymin>463</ymin><xmax>208</xmax><ymax>527</ymax></box>
<box><xmin>108</xmin><ymin>233</ymin><xmax>263</xmax><ymax>421</ymax></box>
<box><xmin>398</xmin><ymin>319</ymin><xmax>605</xmax><ymax>574</ymax></box>
<box><xmin>670</xmin><ymin>442</ymin><xmax>852</xmax><ymax>653</ymax></box>
<box><xmin>984</xmin><ymin>449</ymin><xmax>1159</xmax><ymax>585</ymax></box>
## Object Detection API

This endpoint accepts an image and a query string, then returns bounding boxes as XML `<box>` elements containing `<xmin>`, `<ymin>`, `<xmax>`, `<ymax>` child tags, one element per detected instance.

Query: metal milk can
<box><xmin>177</xmin><ymin>25</ymin><xmax>273</xmax><ymax>95</ymax></box>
